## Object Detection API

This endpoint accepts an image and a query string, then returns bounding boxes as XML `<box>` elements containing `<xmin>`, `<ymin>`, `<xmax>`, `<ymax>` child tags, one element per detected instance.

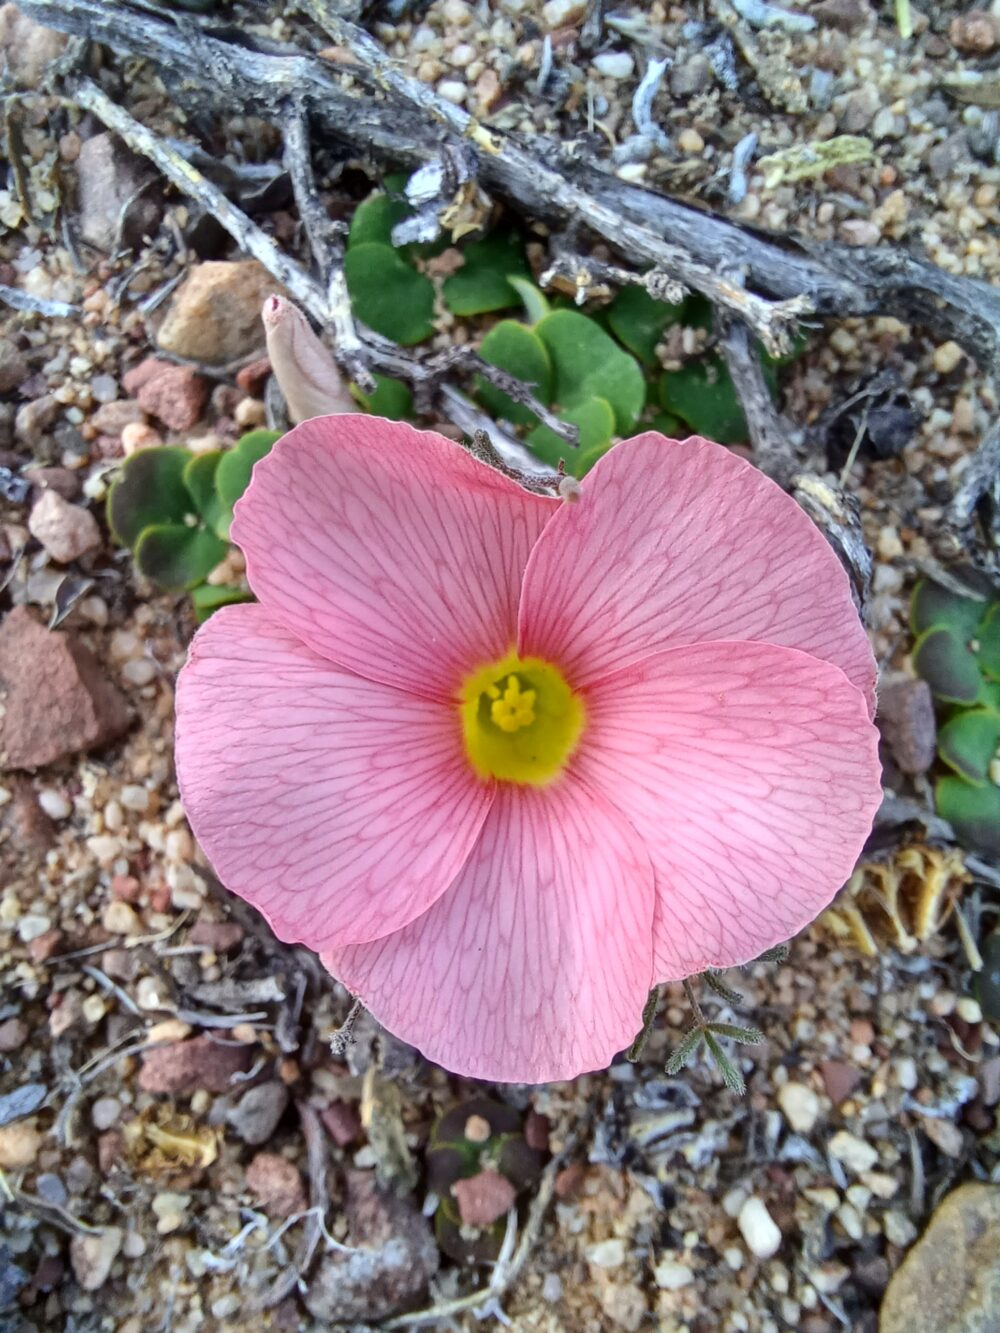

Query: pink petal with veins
<box><xmin>324</xmin><ymin>778</ymin><xmax>655</xmax><ymax>1083</ymax></box>
<box><xmin>574</xmin><ymin>640</ymin><xmax>881</xmax><ymax>979</ymax></box>
<box><xmin>518</xmin><ymin>433</ymin><xmax>876</xmax><ymax>713</ymax></box>
<box><xmin>175</xmin><ymin>603</ymin><xmax>493</xmax><ymax>949</ymax></box>
<box><xmin>231</xmin><ymin>416</ymin><xmax>558</xmax><ymax>702</ymax></box>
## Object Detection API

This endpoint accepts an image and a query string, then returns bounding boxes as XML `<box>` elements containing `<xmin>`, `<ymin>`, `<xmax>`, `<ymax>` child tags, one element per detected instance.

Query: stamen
<box><xmin>489</xmin><ymin>675</ymin><xmax>536</xmax><ymax>733</ymax></box>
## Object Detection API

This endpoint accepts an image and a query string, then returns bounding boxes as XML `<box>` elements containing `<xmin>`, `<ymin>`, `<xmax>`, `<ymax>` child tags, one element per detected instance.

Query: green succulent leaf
<box><xmin>507</xmin><ymin>276</ymin><xmax>551</xmax><ymax>324</ymax></box>
<box><xmin>344</xmin><ymin>242</ymin><xmax>435</xmax><ymax>345</ymax></box>
<box><xmin>107</xmin><ymin>446</ymin><xmax>194</xmax><ymax>548</ymax></box>
<box><xmin>526</xmin><ymin>396</ymin><xmax>616</xmax><ymax>476</ymax></box>
<box><xmin>938</xmin><ymin>710</ymin><xmax>1000</xmax><ymax>785</ymax></box>
<box><xmin>348</xmin><ymin>191</ymin><xmax>411</xmax><ymax>249</ymax></box>
<box><xmin>910</xmin><ymin>580</ymin><xmax>987</xmax><ymax>642</ymax></box>
<box><xmin>353</xmin><ymin>373</ymin><xmax>414</xmax><ymax>421</ymax></box>
<box><xmin>936</xmin><ymin>775</ymin><xmax>1000</xmax><ymax>858</ymax></box>
<box><xmin>978</xmin><ymin>604</ymin><xmax>1000</xmax><ymax>681</ymax></box>
<box><xmin>912</xmin><ymin>625</ymin><xmax>983</xmax><ymax>704</ymax></box>
<box><xmin>214</xmin><ymin>430</ymin><xmax>282</xmax><ymax>537</ymax></box>
<box><xmin>182</xmin><ymin>450</ymin><xmax>226</xmax><ymax>533</ymax></box>
<box><xmin>477</xmin><ymin>320</ymin><xmax>553</xmax><ymax>425</ymax></box>
<box><xmin>649</xmin><ymin>411</ymin><xmax>685</xmax><ymax>438</ymax></box>
<box><xmin>659</xmin><ymin>356</ymin><xmax>747</xmax><ymax>445</ymax></box>
<box><xmin>535</xmin><ymin>309</ymin><xmax>645</xmax><ymax>433</ymax></box>
<box><xmin>682</xmin><ymin>292</ymin><xmax>714</xmax><ymax>331</ymax></box>
<box><xmin>442</xmin><ymin>230</ymin><xmax>532</xmax><ymax>316</ymax></box>
<box><xmin>190</xmin><ymin>583</ymin><xmax>253</xmax><ymax>623</ymax></box>
<box><xmin>496</xmin><ymin>1137</ymin><xmax>545</xmax><ymax>1189</ymax></box>
<box><xmin>606</xmin><ymin>284</ymin><xmax>685</xmax><ymax>365</ymax></box>
<box><xmin>134</xmin><ymin>523</ymin><xmax>228</xmax><ymax>591</ymax></box>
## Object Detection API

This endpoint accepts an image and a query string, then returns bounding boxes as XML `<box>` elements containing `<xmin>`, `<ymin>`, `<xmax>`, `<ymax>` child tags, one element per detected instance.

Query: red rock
<box><xmin>111</xmin><ymin>875</ymin><xmax>140</xmax><ymax>903</ymax></box>
<box><xmin>122</xmin><ymin>359</ymin><xmax>162</xmax><ymax>395</ymax></box>
<box><xmin>134</xmin><ymin>363</ymin><xmax>208</xmax><ymax>432</ymax></box>
<box><xmin>320</xmin><ymin>1100</ymin><xmax>361</xmax><ymax>1148</ymax></box>
<box><xmin>451</xmin><ymin>1169</ymin><xmax>516</xmax><ymax>1227</ymax></box>
<box><xmin>148</xmin><ymin>883</ymin><xmax>171</xmax><ymax>913</ymax></box>
<box><xmin>819</xmin><ymin>1060</ymin><xmax>862</xmax><ymax>1104</ymax></box>
<box><xmin>524</xmin><ymin>1110</ymin><xmax>550</xmax><ymax>1152</ymax></box>
<box><xmin>187</xmin><ymin>919</ymin><xmax>245</xmax><ymax>952</ymax></box>
<box><xmin>138</xmin><ymin>1034</ymin><xmax>254</xmax><ymax>1094</ymax></box>
<box><xmin>25</xmin><ymin>466</ymin><xmax>80</xmax><ymax>500</ymax></box>
<box><xmin>236</xmin><ymin>356</ymin><xmax>271</xmax><ymax>397</ymax></box>
<box><xmin>28</xmin><ymin>929</ymin><xmax>62</xmax><ymax>963</ymax></box>
<box><xmin>245</xmin><ymin>1151</ymin><xmax>306</xmax><ymax>1218</ymax></box>
<box><xmin>554</xmin><ymin>1162</ymin><xmax>585</xmax><ymax>1198</ymax></box>
<box><xmin>0</xmin><ymin>607</ymin><xmax>131</xmax><ymax>770</ymax></box>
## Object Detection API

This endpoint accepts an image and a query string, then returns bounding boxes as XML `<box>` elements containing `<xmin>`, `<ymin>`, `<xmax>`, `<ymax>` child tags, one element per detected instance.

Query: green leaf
<box><xmin>606</xmin><ymin>284</ymin><xmax>685</xmax><ymax>366</ymax></box>
<box><xmin>353</xmin><ymin>373</ymin><xmax>414</xmax><ymax>421</ymax></box>
<box><xmin>214</xmin><ymin>430</ymin><xmax>282</xmax><ymax>536</ymax></box>
<box><xmin>536</xmin><ymin>309</ymin><xmax>645</xmax><ymax>433</ymax></box>
<box><xmin>477</xmin><ymin>321</ymin><xmax>553</xmax><ymax>426</ymax></box>
<box><xmin>627</xmin><ymin>987</ymin><xmax>661</xmax><ymax>1063</ymax></box>
<box><xmin>649</xmin><ymin>411</ymin><xmax>684</xmax><ymax>438</ymax></box>
<box><xmin>936</xmin><ymin>775</ymin><xmax>1000</xmax><ymax>857</ymax></box>
<box><xmin>106</xmin><ymin>446</ymin><xmax>194</xmax><ymax>548</ymax></box>
<box><xmin>702</xmin><ymin>971</ymin><xmax>743</xmax><ymax>1006</ymax></box>
<box><xmin>911</xmin><ymin>580</ymin><xmax>986</xmax><ymax>642</ymax></box>
<box><xmin>665</xmin><ymin>1025</ymin><xmax>705</xmax><ymax>1076</ymax></box>
<box><xmin>706</xmin><ymin>1022</ymin><xmax>765</xmax><ymax>1046</ymax></box>
<box><xmin>912</xmin><ymin>626</ymin><xmax>983</xmax><ymax>704</ymax></box>
<box><xmin>938</xmin><ymin>710</ymin><xmax>1000</xmax><ymax>785</ymax></box>
<box><xmin>348</xmin><ymin>192</ymin><xmax>411</xmax><ymax>249</ymax></box>
<box><xmin>526</xmin><ymin>397</ymin><xmax>616</xmax><ymax>476</ymax></box>
<box><xmin>190</xmin><ymin>582</ymin><xmax>253</xmax><ymax>623</ymax></box>
<box><xmin>345</xmin><ymin>242</ymin><xmax>435</xmax><ymax>345</ymax></box>
<box><xmin>753</xmin><ymin>942</ymin><xmax>791</xmax><ymax>965</ymax></box>
<box><xmin>183</xmin><ymin>450</ymin><xmax>226</xmax><ymax>533</ymax></box>
<box><xmin>507</xmin><ymin>276</ymin><xmax>550</xmax><ymax>324</ymax></box>
<box><xmin>682</xmin><ymin>292</ymin><xmax>714</xmax><ymax>331</ymax></box>
<box><xmin>134</xmin><ymin>523</ymin><xmax>228</xmax><ymax>591</ymax></box>
<box><xmin>659</xmin><ymin>356</ymin><xmax>747</xmax><ymax>445</ymax></box>
<box><xmin>703</xmin><ymin>1030</ymin><xmax>746</xmax><ymax>1095</ymax></box>
<box><xmin>442</xmin><ymin>230</ymin><xmax>531</xmax><ymax>316</ymax></box>
<box><xmin>978</xmin><ymin>604</ymin><xmax>1000</xmax><ymax>681</ymax></box>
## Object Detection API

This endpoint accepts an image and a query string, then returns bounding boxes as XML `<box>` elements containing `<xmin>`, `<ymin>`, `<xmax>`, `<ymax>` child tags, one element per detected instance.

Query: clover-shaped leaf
<box><xmin>912</xmin><ymin>626</ymin><xmax>983</xmax><ymax>704</ymax></box>
<box><xmin>352</xmin><ymin>373</ymin><xmax>413</xmax><ymax>421</ymax></box>
<box><xmin>936</xmin><ymin>775</ymin><xmax>1000</xmax><ymax>857</ymax></box>
<box><xmin>214</xmin><ymin>429</ymin><xmax>282</xmax><ymax>537</ymax></box>
<box><xmin>107</xmin><ymin>446</ymin><xmax>194</xmax><ymax>547</ymax></box>
<box><xmin>443</xmin><ymin>230</ymin><xmax>531</xmax><ymax>316</ymax></box>
<box><xmin>659</xmin><ymin>356</ymin><xmax>748</xmax><ymax>445</ymax></box>
<box><xmin>191</xmin><ymin>583</ymin><xmax>253</xmax><ymax>623</ymax></box>
<box><xmin>344</xmin><ymin>241</ymin><xmax>435</xmax><ymax>344</ymax></box>
<box><xmin>606</xmin><ymin>284</ymin><xmax>685</xmax><ymax>366</ymax></box>
<box><xmin>938</xmin><ymin>710</ymin><xmax>1000</xmax><ymax>784</ymax></box>
<box><xmin>978</xmin><ymin>604</ymin><xmax>1000</xmax><ymax>681</ymax></box>
<box><xmin>348</xmin><ymin>191</ymin><xmax>412</xmax><ymax>249</ymax></box>
<box><xmin>507</xmin><ymin>276</ymin><xmax>550</xmax><ymax>324</ymax></box>
<box><xmin>911</xmin><ymin>579</ymin><xmax>986</xmax><ymax>642</ymax></box>
<box><xmin>134</xmin><ymin>524</ymin><xmax>228</xmax><ymax>591</ymax></box>
<box><xmin>477</xmin><ymin>321</ymin><xmax>553</xmax><ymax>426</ymax></box>
<box><xmin>182</xmin><ymin>451</ymin><xmax>226</xmax><ymax>535</ymax></box>
<box><xmin>536</xmin><ymin>309</ymin><xmax>645</xmax><ymax>433</ymax></box>
<box><xmin>526</xmin><ymin>396</ymin><xmax>615</xmax><ymax>475</ymax></box>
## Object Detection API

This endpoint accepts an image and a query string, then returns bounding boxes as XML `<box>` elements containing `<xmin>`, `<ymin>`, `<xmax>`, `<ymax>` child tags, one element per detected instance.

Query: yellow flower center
<box><xmin>459</xmin><ymin>651</ymin><xmax>585</xmax><ymax>786</ymax></box>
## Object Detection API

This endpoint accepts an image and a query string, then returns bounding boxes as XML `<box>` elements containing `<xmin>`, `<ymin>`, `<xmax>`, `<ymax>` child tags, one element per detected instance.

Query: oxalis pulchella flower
<box><xmin>175</xmin><ymin>417</ymin><xmax>881</xmax><ymax>1083</ymax></box>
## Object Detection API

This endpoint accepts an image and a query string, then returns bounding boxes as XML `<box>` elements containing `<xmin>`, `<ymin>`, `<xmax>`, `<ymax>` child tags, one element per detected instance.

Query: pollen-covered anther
<box><xmin>490</xmin><ymin>676</ymin><xmax>536</xmax><ymax>732</ymax></box>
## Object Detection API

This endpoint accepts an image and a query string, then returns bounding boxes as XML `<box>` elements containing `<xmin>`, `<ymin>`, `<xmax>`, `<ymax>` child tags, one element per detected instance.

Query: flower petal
<box><xmin>324</xmin><ymin>779</ymin><xmax>655</xmax><ymax>1083</ymax></box>
<box><xmin>574</xmin><ymin>641</ymin><xmax>882</xmax><ymax>978</ymax></box>
<box><xmin>518</xmin><ymin>433</ymin><xmax>876</xmax><ymax>711</ymax></box>
<box><xmin>230</xmin><ymin>415</ymin><xmax>558</xmax><ymax>701</ymax></box>
<box><xmin>175</xmin><ymin>603</ymin><xmax>493</xmax><ymax>948</ymax></box>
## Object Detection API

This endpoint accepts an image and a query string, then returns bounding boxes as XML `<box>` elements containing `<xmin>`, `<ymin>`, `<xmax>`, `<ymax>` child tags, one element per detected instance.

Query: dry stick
<box><xmin>259</xmin><ymin>1102</ymin><xmax>330</xmax><ymax>1309</ymax></box>
<box><xmin>718</xmin><ymin>312</ymin><xmax>801</xmax><ymax>484</ymax></box>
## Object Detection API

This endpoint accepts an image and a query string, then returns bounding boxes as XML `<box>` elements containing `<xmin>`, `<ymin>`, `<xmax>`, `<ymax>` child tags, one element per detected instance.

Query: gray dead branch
<box><xmin>14</xmin><ymin>0</ymin><xmax>1000</xmax><ymax>576</ymax></box>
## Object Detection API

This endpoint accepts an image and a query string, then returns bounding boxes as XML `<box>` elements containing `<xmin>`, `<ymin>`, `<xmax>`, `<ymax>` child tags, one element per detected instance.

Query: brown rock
<box><xmin>28</xmin><ymin>489</ymin><xmax>101</xmax><ymax>563</ymax></box>
<box><xmin>187</xmin><ymin>919</ymin><xmax>245</xmax><ymax>952</ymax></box>
<box><xmin>235</xmin><ymin>356</ymin><xmax>271</xmax><ymax>398</ymax></box>
<box><xmin>15</xmin><ymin>394</ymin><xmax>59</xmax><ymax>446</ymax></box>
<box><xmin>524</xmin><ymin>1110</ymin><xmax>550</xmax><ymax>1151</ymax></box>
<box><xmin>0</xmin><ymin>607</ymin><xmax>130</xmax><ymax>769</ymax></box>
<box><xmin>878</xmin><ymin>677</ymin><xmax>936</xmax><ymax>775</ymax></box>
<box><xmin>26</xmin><ymin>466</ymin><xmax>80</xmax><ymax>501</ymax></box>
<box><xmin>554</xmin><ymin>1161</ymin><xmax>585</xmax><ymax>1198</ymax></box>
<box><xmin>138</xmin><ymin>1034</ymin><xmax>253</xmax><ymax>1094</ymax></box>
<box><xmin>320</xmin><ymin>1099</ymin><xmax>361</xmax><ymax>1147</ymax></box>
<box><xmin>69</xmin><ymin>1226</ymin><xmax>122</xmax><ymax>1292</ymax></box>
<box><xmin>0</xmin><ymin>4</ymin><xmax>67</xmax><ymax>87</ymax></box>
<box><xmin>133</xmin><ymin>362</ymin><xmax>208</xmax><ymax>432</ymax></box>
<box><xmin>452</xmin><ymin>1168</ymin><xmax>517</xmax><ymax>1227</ymax></box>
<box><xmin>880</xmin><ymin>1184</ymin><xmax>1000</xmax><ymax>1333</ymax></box>
<box><xmin>0</xmin><ymin>1017</ymin><xmax>27</xmax><ymax>1051</ymax></box>
<box><xmin>303</xmin><ymin>1170</ymin><xmax>439</xmax><ymax>1323</ymax></box>
<box><xmin>90</xmin><ymin>400</ymin><xmax>145</xmax><ymax>437</ymax></box>
<box><xmin>28</xmin><ymin>929</ymin><xmax>61</xmax><ymax>963</ymax></box>
<box><xmin>245</xmin><ymin>1152</ymin><xmax>306</xmax><ymax>1218</ymax></box>
<box><xmin>809</xmin><ymin>0</ymin><xmax>872</xmax><ymax>31</ymax></box>
<box><xmin>76</xmin><ymin>133</ymin><xmax>161</xmax><ymax>253</ymax></box>
<box><xmin>0</xmin><ymin>338</ymin><xmax>28</xmax><ymax>394</ymax></box>
<box><xmin>156</xmin><ymin>261</ymin><xmax>278</xmax><ymax>365</ymax></box>
<box><xmin>819</xmin><ymin>1059</ymin><xmax>862</xmax><ymax>1104</ymax></box>
<box><xmin>950</xmin><ymin>10</ymin><xmax>997</xmax><ymax>53</ymax></box>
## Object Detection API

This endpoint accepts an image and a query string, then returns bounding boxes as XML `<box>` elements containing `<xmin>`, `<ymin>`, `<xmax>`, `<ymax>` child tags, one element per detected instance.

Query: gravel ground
<box><xmin>1</xmin><ymin>0</ymin><xmax>1000</xmax><ymax>1329</ymax></box>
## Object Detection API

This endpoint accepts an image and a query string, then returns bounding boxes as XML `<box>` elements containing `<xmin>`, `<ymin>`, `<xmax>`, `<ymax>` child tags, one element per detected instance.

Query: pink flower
<box><xmin>175</xmin><ymin>418</ymin><xmax>881</xmax><ymax>1084</ymax></box>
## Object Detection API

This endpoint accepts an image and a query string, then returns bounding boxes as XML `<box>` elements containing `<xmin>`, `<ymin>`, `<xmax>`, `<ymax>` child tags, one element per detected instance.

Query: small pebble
<box><xmin>829</xmin><ymin>1131</ymin><xmax>879</xmax><ymax>1173</ymax></box>
<box><xmin>932</xmin><ymin>340</ymin><xmax>964</xmax><ymax>374</ymax></box>
<box><xmin>586</xmin><ymin>1238</ymin><xmax>626</xmax><ymax>1268</ymax></box>
<box><xmin>103</xmin><ymin>901</ymin><xmax>140</xmax><ymax>935</ymax></box>
<box><xmin>437</xmin><ymin>79</ymin><xmax>468</xmax><ymax>105</ymax></box>
<box><xmin>654</xmin><ymin>1260</ymin><xmax>695</xmax><ymax>1289</ymax></box>
<box><xmin>777</xmin><ymin>1081</ymin><xmax>821</xmax><ymax>1134</ymax></box>
<box><xmin>152</xmin><ymin>1191</ymin><xmax>190</xmax><ymax>1235</ymax></box>
<box><xmin>120</xmin><ymin>784</ymin><xmax>149</xmax><ymax>812</ymax></box>
<box><xmin>91</xmin><ymin>1096</ymin><xmax>122</xmax><ymax>1131</ymax></box>
<box><xmin>738</xmin><ymin>1196</ymin><xmax>782</xmax><ymax>1259</ymax></box>
<box><xmin>38</xmin><ymin>788</ymin><xmax>71</xmax><ymax>820</ymax></box>
<box><xmin>678</xmin><ymin>128</ymin><xmax>705</xmax><ymax>154</ymax></box>
<box><xmin>593</xmin><ymin>51</ymin><xmax>634</xmax><ymax>79</ymax></box>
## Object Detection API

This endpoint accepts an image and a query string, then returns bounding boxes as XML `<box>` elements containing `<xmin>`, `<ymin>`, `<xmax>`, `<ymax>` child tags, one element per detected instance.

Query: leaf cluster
<box><xmin>910</xmin><ymin>580</ymin><xmax>1000</xmax><ymax>856</ymax></box>
<box><xmin>106</xmin><ymin>429</ymin><xmax>281</xmax><ymax>618</ymax></box>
